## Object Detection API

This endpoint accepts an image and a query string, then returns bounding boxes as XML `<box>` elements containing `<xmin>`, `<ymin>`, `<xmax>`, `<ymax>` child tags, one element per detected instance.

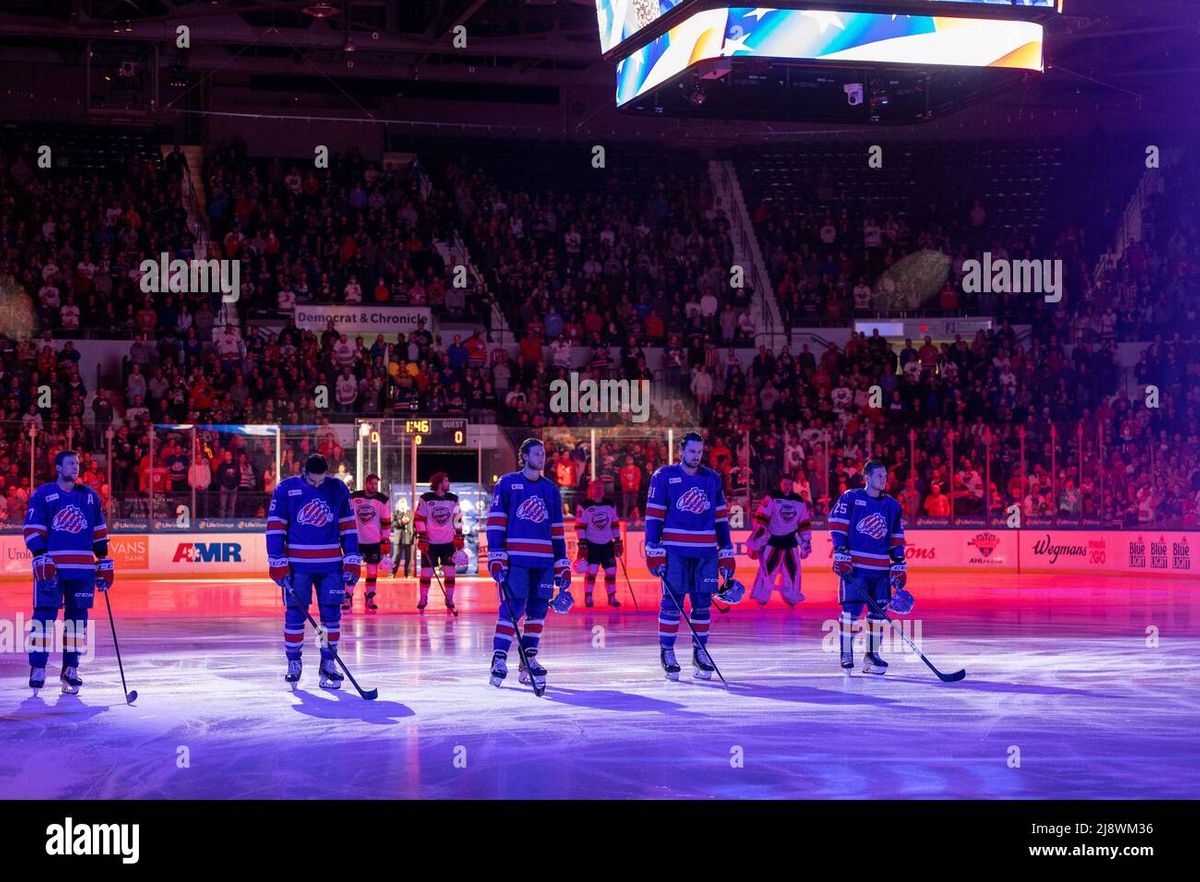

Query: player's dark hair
<box><xmin>518</xmin><ymin>437</ymin><xmax>543</xmax><ymax>467</ymax></box>
<box><xmin>864</xmin><ymin>459</ymin><xmax>888</xmax><ymax>477</ymax></box>
<box><xmin>365</xmin><ymin>473</ymin><xmax>380</xmax><ymax>483</ymax></box>
<box><xmin>304</xmin><ymin>453</ymin><xmax>328</xmax><ymax>475</ymax></box>
<box><xmin>55</xmin><ymin>450</ymin><xmax>79</xmax><ymax>468</ymax></box>
<box><xmin>429</xmin><ymin>471</ymin><xmax>449</xmax><ymax>491</ymax></box>
<box><xmin>679</xmin><ymin>431</ymin><xmax>704</xmax><ymax>448</ymax></box>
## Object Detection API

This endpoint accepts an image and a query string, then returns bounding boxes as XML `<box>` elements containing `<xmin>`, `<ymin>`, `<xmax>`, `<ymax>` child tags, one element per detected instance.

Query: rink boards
<box><xmin>0</xmin><ymin>528</ymin><xmax>1193</xmax><ymax>580</ymax></box>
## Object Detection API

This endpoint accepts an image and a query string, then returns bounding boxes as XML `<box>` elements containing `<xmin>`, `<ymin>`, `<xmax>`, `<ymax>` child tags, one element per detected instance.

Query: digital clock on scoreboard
<box><xmin>400</xmin><ymin>418</ymin><xmax>468</xmax><ymax>447</ymax></box>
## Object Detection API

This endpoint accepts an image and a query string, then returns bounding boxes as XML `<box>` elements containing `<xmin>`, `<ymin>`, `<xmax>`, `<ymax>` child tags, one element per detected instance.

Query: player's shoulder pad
<box><xmin>444</xmin><ymin>492</ymin><xmax>459</xmax><ymax>502</ymax></box>
<box><xmin>578</xmin><ymin>499</ymin><xmax>594</xmax><ymax>511</ymax></box>
<box><xmin>420</xmin><ymin>490</ymin><xmax>437</xmax><ymax>501</ymax></box>
<box><xmin>698</xmin><ymin>464</ymin><xmax>721</xmax><ymax>481</ymax></box>
<box><xmin>351</xmin><ymin>489</ymin><xmax>365</xmax><ymax>499</ymax></box>
<box><xmin>372</xmin><ymin>492</ymin><xmax>388</xmax><ymax>503</ymax></box>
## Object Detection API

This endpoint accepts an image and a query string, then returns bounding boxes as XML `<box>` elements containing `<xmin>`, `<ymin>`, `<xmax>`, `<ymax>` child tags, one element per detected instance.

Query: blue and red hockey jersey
<box><xmin>644</xmin><ymin>464</ymin><xmax>732</xmax><ymax>557</ymax></box>
<box><xmin>266</xmin><ymin>475</ymin><xmax>359</xmax><ymax>571</ymax></box>
<box><xmin>486</xmin><ymin>472</ymin><xmax>567</xmax><ymax>567</ymax></box>
<box><xmin>23</xmin><ymin>482</ymin><xmax>108</xmax><ymax>574</ymax></box>
<box><xmin>828</xmin><ymin>488</ymin><xmax>906</xmax><ymax>573</ymax></box>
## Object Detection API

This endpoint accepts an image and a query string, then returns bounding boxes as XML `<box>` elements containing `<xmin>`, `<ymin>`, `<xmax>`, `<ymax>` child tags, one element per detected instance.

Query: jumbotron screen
<box><xmin>595</xmin><ymin>0</ymin><xmax>1058</xmax><ymax>55</ymax></box>
<box><xmin>615</xmin><ymin>6</ymin><xmax>1046</xmax><ymax>106</ymax></box>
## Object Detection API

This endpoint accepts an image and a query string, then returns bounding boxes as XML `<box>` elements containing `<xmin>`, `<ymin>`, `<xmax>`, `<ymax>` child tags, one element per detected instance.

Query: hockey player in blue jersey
<box><xmin>829</xmin><ymin>459</ymin><xmax>907</xmax><ymax>675</ymax></box>
<box><xmin>485</xmin><ymin>438</ymin><xmax>574</xmax><ymax>692</ymax></box>
<box><xmin>24</xmin><ymin>450</ymin><xmax>113</xmax><ymax>694</ymax></box>
<box><xmin>266</xmin><ymin>453</ymin><xmax>361</xmax><ymax>689</ymax></box>
<box><xmin>644</xmin><ymin>432</ymin><xmax>738</xmax><ymax>681</ymax></box>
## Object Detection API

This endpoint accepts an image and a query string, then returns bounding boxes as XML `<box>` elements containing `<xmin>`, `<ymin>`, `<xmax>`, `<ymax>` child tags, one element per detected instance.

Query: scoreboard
<box><xmin>596</xmin><ymin>0</ymin><xmax>1060</xmax><ymax>58</ymax></box>
<box><xmin>396</xmin><ymin>418</ymin><xmax>468</xmax><ymax>447</ymax></box>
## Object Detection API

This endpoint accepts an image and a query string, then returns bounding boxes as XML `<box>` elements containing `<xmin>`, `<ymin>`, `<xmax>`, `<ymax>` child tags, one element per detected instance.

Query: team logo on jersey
<box><xmin>51</xmin><ymin>505</ymin><xmax>88</xmax><ymax>534</ymax></box>
<box><xmin>432</xmin><ymin>505</ymin><xmax>452</xmax><ymax>526</ymax></box>
<box><xmin>356</xmin><ymin>504</ymin><xmax>377</xmax><ymax>525</ymax></box>
<box><xmin>779</xmin><ymin>503</ymin><xmax>797</xmax><ymax>522</ymax></box>
<box><xmin>676</xmin><ymin>487</ymin><xmax>711</xmax><ymax>515</ymax></box>
<box><xmin>515</xmin><ymin>495</ymin><xmax>549</xmax><ymax>524</ymax></box>
<box><xmin>856</xmin><ymin>513</ymin><xmax>888</xmax><ymax>541</ymax></box>
<box><xmin>593</xmin><ymin>511</ymin><xmax>610</xmax><ymax>528</ymax></box>
<box><xmin>296</xmin><ymin>499</ymin><xmax>334</xmax><ymax>527</ymax></box>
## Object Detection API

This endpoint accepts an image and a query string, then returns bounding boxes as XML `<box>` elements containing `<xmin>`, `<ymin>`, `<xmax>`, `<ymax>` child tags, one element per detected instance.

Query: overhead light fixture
<box><xmin>302</xmin><ymin>2</ymin><xmax>339</xmax><ymax>18</ymax></box>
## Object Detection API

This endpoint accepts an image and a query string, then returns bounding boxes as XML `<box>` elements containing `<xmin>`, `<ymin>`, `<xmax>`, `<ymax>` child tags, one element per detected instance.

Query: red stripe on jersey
<box><xmin>48</xmin><ymin>553</ymin><xmax>96</xmax><ymax>565</ymax></box>
<box><xmin>267</xmin><ymin>519</ymin><xmax>287</xmax><ymax>530</ymax></box>
<box><xmin>289</xmin><ymin>546</ymin><xmax>342</xmax><ymax>558</ymax></box>
<box><xmin>662</xmin><ymin>531</ymin><xmax>717</xmax><ymax>544</ymax></box>
<box><xmin>890</xmin><ymin>537</ymin><xmax>905</xmax><ymax>546</ymax></box>
<box><xmin>507</xmin><ymin>540</ymin><xmax>552</xmax><ymax>554</ymax></box>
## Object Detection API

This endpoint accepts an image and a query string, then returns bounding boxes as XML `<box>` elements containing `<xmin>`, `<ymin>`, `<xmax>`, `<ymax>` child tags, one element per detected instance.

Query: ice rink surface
<box><xmin>1</xmin><ymin>573</ymin><xmax>1196</xmax><ymax>800</ymax></box>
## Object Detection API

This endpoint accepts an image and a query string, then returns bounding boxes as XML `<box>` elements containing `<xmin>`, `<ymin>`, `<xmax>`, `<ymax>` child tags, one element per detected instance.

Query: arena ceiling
<box><xmin>0</xmin><ymin>1</ymin><xmax>1196</xmax><ymax>139</ymax></box>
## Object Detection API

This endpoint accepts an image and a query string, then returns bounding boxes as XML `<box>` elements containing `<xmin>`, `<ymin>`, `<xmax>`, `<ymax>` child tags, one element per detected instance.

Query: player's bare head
<box><xmin>55</xmin><ymin>450</ymin><xmax>79</xmax><ymax>481</ymax></box>
<box><xmin>365</xmin><ymin>473</ymin><xmax>380</xmax><ymax>493</ymax></box>
<box><xmin>779</xmin><ymin>475</ymin><xmax>793</xmax><ymax>494</ymax></box>
<box><xmin>679</xmin><ymin>432</ymin><xmax>704</xmax><ymax>468</ymax></box>
<box><xmin>518</xmin><ymin>438</ymin><xmax>545</xmax><ymax>472</ymax></box>
<box><xmin>429</xmin><ymin>471</ymin><xmax>449</xmax><ymax>495</ymax></box>
<box><xmin>864</xmin><ymin>459</ymin><xmax>888</xmax><ymax>492</ymax></box>
<box><xmin>303</xmin><ymin>453</ymin><xmax>328</xmax><ymax>486</ymax></box>
<box><xmin>588</xmin><ymin>481</ymin><xmax>604</xmax><ymax>501</ymax></box>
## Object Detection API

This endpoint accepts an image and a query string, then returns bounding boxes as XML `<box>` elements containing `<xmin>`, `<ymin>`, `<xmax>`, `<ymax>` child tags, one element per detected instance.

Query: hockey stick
<box><xmin>431</xmin><ymin>567</ymin><xmax>459</xmax><ymax>617</ymax></box>
<box><xmin>615</xmin><ymin>555</ymin><xmax>641</xmax><ymax>610</ymax></box>
<box><xmin>861</xmin><ymin>590</ymin><xmax>965</xmax><ymax>683</ymax></box>
<box><xmin>496</xmin><ymin>576</ymin><xmax>543</xmax><ymax>697</ymax></box>
<box><xmin>101</xmin><ymin>591</ymin><xmax>137</xmax><ymax>704</ymax></box>
<box><xmin>660</xmin><ymin>575</ymin><xmax>729</xmax><ymax>689</ymax></box>
<box><xmin>284</xmin><ymin>583</ymin><xmax>378</xmax><ymax>700</ymax></box>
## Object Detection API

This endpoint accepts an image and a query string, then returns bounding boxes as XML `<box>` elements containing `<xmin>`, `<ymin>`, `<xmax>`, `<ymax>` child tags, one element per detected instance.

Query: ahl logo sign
<box><xmin>967</xmin><ymin>531</ymin><xmax>1005</xmax><ymax>565</ymax></box>
<box><xmin>174</xmin><ymin>542</ymin><xmax>244</xmax><ymax>563</ymax></box>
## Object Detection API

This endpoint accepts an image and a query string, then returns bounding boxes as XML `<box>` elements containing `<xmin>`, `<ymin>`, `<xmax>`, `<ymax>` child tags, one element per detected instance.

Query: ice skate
<box><xmin>29</xmin><ymin>666</ymin><xmax>46</xmax><ymax>690</ymax></box>
<box><xmin>60</xmin><ymin>665</ymin><xmax>83</xmax><ymax>695</ymax></box>
<box><xmin>661</xmin><ymin>647</ymin><xmax>681</xmax><ymax>681</ymax></box>
<box><xmin>365</xmin><ymin>591</ymin><xmax>378</xmax><ymax>613</ymax></box>
<box><xmin>319</xmin><ymin>658</ymin><xmax>344</xmax><ymax>689</ymax></box>
<box><xmin>863</xmin><ymin>652</ymin><xmax>888</xmax><ymax>675</ymax></box>
<box><xmin>489</xmin><ymin>651</ymin><xmax>508</xmax><ymax>686</ymax></box>
<box><xmin>692</xmin><ymin>646</ymin><xmax>716</xmax><ymax>680</ymax></box>
<box><xmin>285</xmin><ymin>658</ymin><xmax>302</xmax><ymax>685</ymax></box>
<box><xmin>518</xmin><ymin>651</ymin><xmax>547</xmax><ymax>692</ymax></box>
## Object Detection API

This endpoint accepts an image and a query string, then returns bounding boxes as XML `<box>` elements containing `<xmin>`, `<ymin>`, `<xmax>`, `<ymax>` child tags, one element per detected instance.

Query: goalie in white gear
<box><xmin>574</xmin><ymin>481</ymin><xmax>622</xmax><ymax>608</ymax></box>
<box><xmin>414</xmin><ymin>472</ymin><xmax>468</xmax><ymax>612</ymax></box>
<box><xmin>748</xmin><ymin>476</ymin><xmax>813</xmax><ymax>607</ymax></box>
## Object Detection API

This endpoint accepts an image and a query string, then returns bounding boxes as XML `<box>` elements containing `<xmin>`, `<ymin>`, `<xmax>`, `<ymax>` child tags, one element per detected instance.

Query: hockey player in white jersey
<box><xmin>414</xmin><ymin>472</ymin><xmax>467</xmax><ymax>613</ymax></box>
<box><xmin>748</xmin><ymin>476</ymin><xmax>813</xmax><ymax>607</ymax></box>
<box><xmin>347</xmin><ymin>473</ymin><xmax>391</xmax><ymax>613</ymax></box>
